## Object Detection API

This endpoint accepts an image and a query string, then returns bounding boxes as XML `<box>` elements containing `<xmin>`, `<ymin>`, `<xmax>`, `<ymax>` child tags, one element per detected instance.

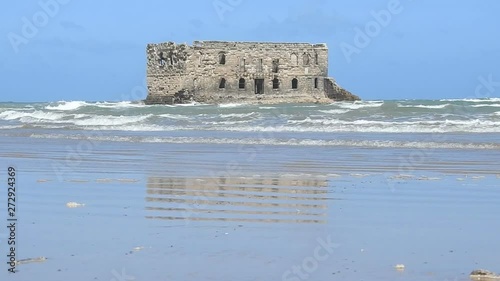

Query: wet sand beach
<box><xmin>1</xmin><ymin>131</ymin><xmax>499</xmax><ymax>281</ymax></box>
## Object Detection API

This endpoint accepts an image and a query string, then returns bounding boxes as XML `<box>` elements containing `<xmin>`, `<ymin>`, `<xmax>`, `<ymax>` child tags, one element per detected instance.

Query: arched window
<box><xmin>314</xmin><ymin>52</ymin><xmax>319</xmax><ymax>65</ymax></box>
<box><xmin>303</xmin><ymin>53</ymin><xmax>310</xmax><ymax>65</ymax></box>
<box><xmin>291</xmin><ymin>53</ymin><xmax>298</xmax><ymax>66</ymax></box>
<box><xmin>240</xmin><ymin>58</ymin><xmax>246</xmax><ymax>72</ymax></box>
<box><xmin>219</xmin><ymin>53</ymin><xmax>226</xmax><ymax>65</ymax></box>
<box><xmin>292</xmin><ymin>78</ymin><xmax>298</xmax><ymax>89</ymax></box>
<box><xmin>257</xmin><ymin>59</ymin><xmax>263</xmax><ymax>72</ymax></box>
<box><xmin>272</xmin><ymin>59</ymin><xmax>279</xmax><ymax>73</ymax></box>
<box><xmin>314</xmin><ymin>78</ymin><xmax>318</xmax><ymax>89</ymax></box>
<box><xmin>239</xmin><ymin>78</ymin><xmax>245</xmax><ymax>89</ymax></box>
<box><xmin>159</xmin><ymin>51</ymin><xmax>166</xmax><ymax>66</ymax></box>
<box><xmin>273</xmin><ymin>78</ymin><xmax>280</xmax><ymax>89</ymax></box>
<box><xmin>219</xmin><ymin>78</ymin><xmax>226</xmax><ymax>89</ymax></box>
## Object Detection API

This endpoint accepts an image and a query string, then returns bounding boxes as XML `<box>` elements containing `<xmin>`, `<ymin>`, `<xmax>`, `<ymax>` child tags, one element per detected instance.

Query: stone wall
<box><xmin>145</xmin><ymin>41</ymin><xmax>359</xmax><ymax>104</ymax></box>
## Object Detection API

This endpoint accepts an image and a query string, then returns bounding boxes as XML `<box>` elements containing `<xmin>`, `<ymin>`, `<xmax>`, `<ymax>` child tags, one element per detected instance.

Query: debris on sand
<box><xmin>36</xmin><ymin>179</ymin><xmax>51</xmax><ymax>183</ymax></box>
<box><xmin>394</xmin><ymin>264</ymin><xmax>405</xmax><ymax>271</ymax></box>
<box><xmin>66</xmin><ymin>202</ymin><xmax>85</xmax><ymax>208</ymax></box>
<box><xmin>132</xmin><ymin>246</ymin><xmax>144</xmax><ymax>252</ymax></box>
<box><xmin>15</xmin><ymin>257</ymin><xmax>47</xmax><ymax>265</ymax></box>
<box><xmin>470</xmin><ymin>269</ymin><xmax>500</xmax><ymax>280</ymax></box>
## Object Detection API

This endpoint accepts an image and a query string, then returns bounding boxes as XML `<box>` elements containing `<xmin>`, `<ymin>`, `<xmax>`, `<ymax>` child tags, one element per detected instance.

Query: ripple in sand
<box><xmin>417</xmin><ymin>176</ymin><xmax>441</xmax><ymax>181</ymax></box>
<box><xmin>96</xmin><ymin>178</ymin><xmax>113</xmax><ymax>183</ymax></box>
<box><xmin>350</xmin><ymin>173</ymin><xmax>370</xmax><ymax>178</ymax></box>
<box><xmin>36</xmin><ymin>179</ymin><xmax>51</xmax><ymax>183</ymax></box>
<box><xmin>117</xmin><ymin>178</ymin><xmax>140</xmax><ymax>183</ymax></box>
<box><xmin>390</xmin><ymin>174</ymin><xmax>414</xmax><ymax>180</ymax></box>
<box><xmin>65</xmin><ymin>179</ymin><xmax>89</xmax><ymax>183</ymax></box>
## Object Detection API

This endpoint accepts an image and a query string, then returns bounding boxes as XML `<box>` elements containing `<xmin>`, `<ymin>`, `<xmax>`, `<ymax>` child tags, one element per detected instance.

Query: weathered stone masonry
<box><xmin>145</xmin><ymin>41</ymin><xmax>359</xmax><ymax>104</ymax></box>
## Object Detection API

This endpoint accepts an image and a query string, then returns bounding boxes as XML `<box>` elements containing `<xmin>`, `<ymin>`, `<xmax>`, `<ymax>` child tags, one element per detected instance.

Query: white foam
<box><xmin>219</xmin><ymin>113</ymin><xmax>256</xmax><ymax>118</ymax></box>
<box><xmin>471</xmin><ymin>104</ymin><xmax>500</xmax><ymax>108</ymax></box>
<box><xmin>319</xmin><ymin>109</ymin><xmax>351</xmax><ymax>114</ymax></box>
<box><xmin>87</xmin><ymin>124</ymin><xmax>168</xmax><ymax>131</ymax></box>
<box><xmin>441</xmin><ymin>98</ymin><xmax>500</xmax><ymax>102</ymax></box>
<box><xmin>293</xmin><ymin>105</ymin><xmax>319</xmax><ymax>108</ymax></box>
<box><xmin>158</xmin><ymin>114</ymin><xmax>190</xmax><ymax>120</ymax></box>
<box><xmin>95</xmin><ymin>101</ymin><xmax>148</xmax><ymax>109</ymax></box>
<box><xmin>203</xmin><ymin>120</ymin><xmax>253</xmax><ymax>125</ymax></box>
<box><xmin>218</xmin><ymin>103</ymin><xmax>246</xmax><ymax>108</ymax></box>
<box><xmin>334</xmin><ymin>101</ymin><xmax>383</xmax><ymax>109</ymax></box>
<box><xmin>0</xmin><ymin>110</ymin><xmax>67</xmax><ymax>121</ymax></box>
<box><xmin>398</xmin><ymin>104</ymin><xmax>450</xmax><ymax>109</ymax></box>
<box><xmin>45</xmin><ymin>101</ymin><xmax>88</xmax><ymax>111</ymax></box>
<box><xmin>208</xmin><ymin>119</ymin><xmax>500</xmax><ymax>133</ymax></box>
<box><xmin>72</xmin><ymin>114</ymin><xmax>153</xmax><ymax>126</ymax></box>
<box><xmin>0</xmin><ymin>125</ymin><xmax>23</xmax><ymax>129</ymax></box>
<box><xmin>27</xmin><ymin>134</ymin><xmax>500</xmax><ymax>150</ymax></box>
<box><xmin>174</xmin><ymin>102</ymin><xmax>204</xmax><ymax>107</ymax></box>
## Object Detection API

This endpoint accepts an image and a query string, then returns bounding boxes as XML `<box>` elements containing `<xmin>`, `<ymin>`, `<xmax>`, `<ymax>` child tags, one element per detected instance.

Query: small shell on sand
<box><xmin>394</xmin><ymin>264</ymin><xmax>405</xmax><ymax>271</ymax></box>
<box><xmin>15</xmin><ymin>257</ymin><xmax>47</xmax><ymax>265</ymax></box>
<box><xmin>132</xmin><ymin>246</ymin><xmax>144</xmax><ymax>252</ymax></box>
<box><xmin>66</xmin><ymin>202</ymin><xmax>85</xmax><ymax>208</ymax></box>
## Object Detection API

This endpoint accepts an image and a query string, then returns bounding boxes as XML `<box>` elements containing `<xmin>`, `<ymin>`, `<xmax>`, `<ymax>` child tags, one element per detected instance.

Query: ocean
<box><xmin>1</xmin><ymin>98</ymin><xmax>499</xmax><ymax>281</ymax></box>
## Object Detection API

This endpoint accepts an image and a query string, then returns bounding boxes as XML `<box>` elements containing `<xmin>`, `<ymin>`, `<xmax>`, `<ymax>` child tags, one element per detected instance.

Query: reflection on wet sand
<box><xmin>146</xmin><ymin>175</ymin><xmax>331</xmax><ymax>224</ymax></box>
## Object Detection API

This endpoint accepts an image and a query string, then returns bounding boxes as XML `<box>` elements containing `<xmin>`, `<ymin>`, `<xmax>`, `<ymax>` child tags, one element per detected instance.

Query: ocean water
<box><xmin>1</xmin><ymin>98</ymin><xmax>500</xmax><ymax>281</ymax></box>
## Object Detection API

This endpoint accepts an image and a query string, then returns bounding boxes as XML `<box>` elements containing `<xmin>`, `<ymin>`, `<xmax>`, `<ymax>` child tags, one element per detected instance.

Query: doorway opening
<box><xmin>255</xmin><ymin>79</ymin><xmax>264</xmax><ymax>94</ymax></box>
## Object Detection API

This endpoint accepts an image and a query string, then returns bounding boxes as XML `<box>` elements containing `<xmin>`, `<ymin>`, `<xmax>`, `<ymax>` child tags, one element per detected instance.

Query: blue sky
<box><xmin>1</xmin><ymin>0</ymin><xmax>499</xmax><ymax>102</ymax></box>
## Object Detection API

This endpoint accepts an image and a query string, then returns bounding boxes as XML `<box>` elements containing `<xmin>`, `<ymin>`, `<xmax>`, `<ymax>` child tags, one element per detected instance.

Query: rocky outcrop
<box><xmin>324</xmin><ymin>78</ymin><xmax>360</xmax><ymax>101</ymax></box>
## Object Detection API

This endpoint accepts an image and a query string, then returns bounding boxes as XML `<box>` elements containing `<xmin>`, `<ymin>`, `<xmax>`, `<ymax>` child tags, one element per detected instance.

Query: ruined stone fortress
<box><xmin>145</xmin><ymin>41</ymin><xmax>359</xmax><ymax>104</ymax></box>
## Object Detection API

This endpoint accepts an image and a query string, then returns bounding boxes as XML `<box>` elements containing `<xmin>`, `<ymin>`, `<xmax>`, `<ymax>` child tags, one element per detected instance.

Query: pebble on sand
<box><xmin>394</xmin><ymin>264</ymin><xmax>405</xmax><ymax>271</ymax></box>
<box><xmin>66</xmin><ymin>202</ymin><xmax>85</xmax><ymax>208</ymax></box>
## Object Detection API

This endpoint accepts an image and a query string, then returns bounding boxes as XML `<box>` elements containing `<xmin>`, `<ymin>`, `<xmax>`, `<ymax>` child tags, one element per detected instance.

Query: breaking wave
<box><xmin>398</xmin><ymin>104</ymin><xmax>451</xmax><ymax>109</ymax></box>
<box><xmin>28</xmin><ymin>134</ymin><xmax>500</xmax><ymax>150</ymax></box>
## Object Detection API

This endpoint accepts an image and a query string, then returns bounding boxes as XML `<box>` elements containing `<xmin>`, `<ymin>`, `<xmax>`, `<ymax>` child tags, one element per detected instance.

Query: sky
<box><xmin>1</xmin><ymin>0</ymin><xmax>499</xmax><ymax>102</ymax></box>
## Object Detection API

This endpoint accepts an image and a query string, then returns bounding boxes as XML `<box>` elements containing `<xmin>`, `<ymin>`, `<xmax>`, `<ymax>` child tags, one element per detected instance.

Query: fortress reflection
<box><xmin>145</xmin><ymin>175</ymin><xmax>333</xmax><ymax>224</ymax></box>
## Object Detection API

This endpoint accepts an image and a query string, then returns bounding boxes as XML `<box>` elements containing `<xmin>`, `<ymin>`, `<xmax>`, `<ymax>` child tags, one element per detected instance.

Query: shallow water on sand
<box><xmin>1</xmin><ymin>131</ymin><xmax>499</xmax><ymax>281</ymax></box>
